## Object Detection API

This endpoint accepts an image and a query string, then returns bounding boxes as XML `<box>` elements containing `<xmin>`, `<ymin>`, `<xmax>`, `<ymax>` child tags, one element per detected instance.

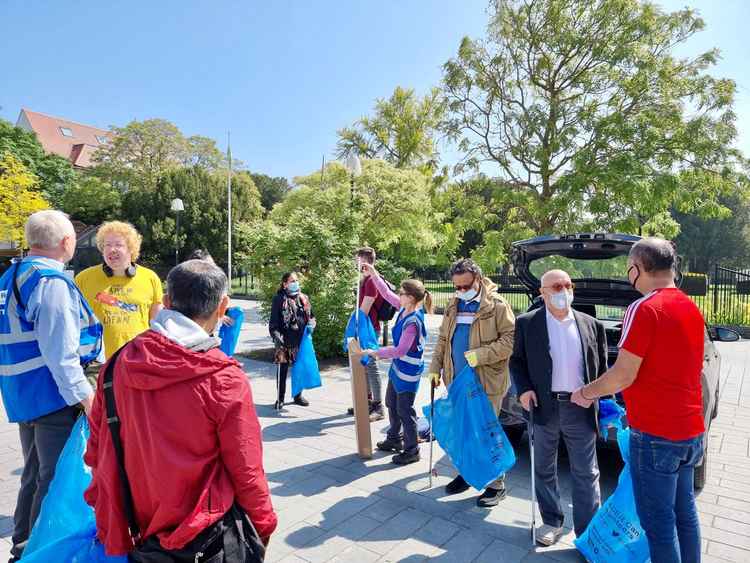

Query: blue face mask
<box><xmin>287</xmin><ymin>281</ymin><xmax>300</xmax><ymax>294</ymax></box>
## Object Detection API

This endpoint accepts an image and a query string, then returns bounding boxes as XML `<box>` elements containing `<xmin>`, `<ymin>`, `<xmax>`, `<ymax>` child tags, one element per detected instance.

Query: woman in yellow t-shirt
<box><xmin>75</xmin><ymin>221</ymin><xmax>163</xmax><ymax>359</ymax></box>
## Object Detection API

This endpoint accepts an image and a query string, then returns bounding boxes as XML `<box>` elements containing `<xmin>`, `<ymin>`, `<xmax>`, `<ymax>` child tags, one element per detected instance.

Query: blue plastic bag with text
<box><xmin>342</xmin><ymin>310</ymin><xmax>379</xmax><ymax>366</ymax></box>
<box><xmin>291</xmin><ymin>326</ymin><xmax>322</xmax><ymax>397</ymax></box>
<box><xmin>423</xmin><ymin>364</ymin><xmax>516</xmax><ymax>490</ymax></box>
<box><xmin>575</xmin><ymin>402</ymin><xmax>650</xmax><ymax>563</ymax></box>
<box><xmin>20</xmin><ymin>417</ymin><xmax>127</xmax><ymax>562</ymax></box>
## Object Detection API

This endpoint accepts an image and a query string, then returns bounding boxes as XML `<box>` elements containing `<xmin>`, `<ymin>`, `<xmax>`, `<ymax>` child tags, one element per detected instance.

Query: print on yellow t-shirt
<box><xmin>75</xmin><ymin>265</ymin><xmax>163</xmax><ymax>358</ymax></box>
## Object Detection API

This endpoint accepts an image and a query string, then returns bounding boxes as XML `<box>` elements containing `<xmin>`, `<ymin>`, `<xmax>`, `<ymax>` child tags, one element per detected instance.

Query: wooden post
<box><xmin>347</xmin><ymin>338</ymin><xmax>373</xmax><ymax>459</ymax></box>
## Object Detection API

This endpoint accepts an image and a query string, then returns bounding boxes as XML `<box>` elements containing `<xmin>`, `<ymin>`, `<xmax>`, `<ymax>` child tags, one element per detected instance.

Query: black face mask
<box><xmin>627</xmin><ymin>265</ymin><xmax>641</xmax><ymax>290</ymax></box>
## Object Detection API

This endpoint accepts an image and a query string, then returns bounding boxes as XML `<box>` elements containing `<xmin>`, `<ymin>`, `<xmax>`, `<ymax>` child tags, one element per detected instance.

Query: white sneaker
<box><xmin>536</xmin><ymin>524</ymin><xmax>563</xmax><ymax>546</ymax></box>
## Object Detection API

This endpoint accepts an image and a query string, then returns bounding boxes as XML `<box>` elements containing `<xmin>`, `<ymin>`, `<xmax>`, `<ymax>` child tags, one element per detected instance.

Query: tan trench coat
<box><xmin>428</xmin><ymin>277</ymin><xmax>516</xmax><ymax>414</ymax></box>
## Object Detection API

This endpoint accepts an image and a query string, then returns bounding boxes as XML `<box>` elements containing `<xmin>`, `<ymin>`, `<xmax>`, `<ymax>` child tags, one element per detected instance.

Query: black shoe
<box><xmin>377</xmin><ymin>438</ymin><xmax>404</xmax><ymax>453</ymax></box>
<box><xmin>445</xmin><ymin>474</ymin><xmax>470</xmax><ymax>495</ymax></box>
<box><xmin>347</xmin><ymin>407</ymin><xmax>355</xmax><ymax>415</ymax></box>
<box><xmin>293</xmin><ymin>394</ymin><xmax>309</xmax><ymax>407</ymax></box>
<box><xmin>392</xmin><ymin>451</ymin><xmax>420</xmax><ymax>465</ymax></box>
<box><xmin>476</xmin><ymin>486</ymin><xmax>506</xmax><ymax>507</ymax></box>
<box><xmin>274</xmin><ymin>400</ymin><xmax>284</xmax><ymax>411</ymax></box>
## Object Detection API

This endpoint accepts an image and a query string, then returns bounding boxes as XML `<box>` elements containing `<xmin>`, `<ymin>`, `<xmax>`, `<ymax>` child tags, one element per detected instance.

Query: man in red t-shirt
<box><xmin>353</xmin><ymin>247</ymin><xmax>385</xmax><ymax>421</ymax></box>
<box><xmin>572</xmin><ymin>237</ymin><xmax>704</xmax><ymax>563</ymax></box>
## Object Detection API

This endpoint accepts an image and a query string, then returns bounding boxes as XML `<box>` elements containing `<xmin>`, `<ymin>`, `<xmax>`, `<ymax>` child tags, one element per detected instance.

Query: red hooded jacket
<box><xmin>84</xmin><ymin>330</ymin><xmax>277</xmax><ymax>555</ymax></box>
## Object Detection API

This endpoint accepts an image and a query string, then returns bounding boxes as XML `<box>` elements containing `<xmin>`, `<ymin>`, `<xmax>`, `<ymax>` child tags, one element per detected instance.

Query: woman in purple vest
<box><xmin>358</xmin><ymin>263</ymin><xmax>433</xmax><ymax>465</ymax></box>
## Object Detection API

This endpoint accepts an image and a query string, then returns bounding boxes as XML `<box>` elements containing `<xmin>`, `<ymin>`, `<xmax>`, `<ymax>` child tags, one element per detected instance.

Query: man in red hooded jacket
<box><xmin>84</xmin><ymin>259</ymin><xmax>277</xmax><ymax>557</ymax></box>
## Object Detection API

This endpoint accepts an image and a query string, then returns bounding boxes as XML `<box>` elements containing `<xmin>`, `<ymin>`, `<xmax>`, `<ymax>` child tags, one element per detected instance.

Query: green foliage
<box><xmin>235</xmin><ymin>210</ymin><xmax>359</xmax><ymax>359</ymax></box>
<box><xmin>120</xmin><ymin>167</ymin><xmax>262</xmax><ymax>270</ymax></box>
<box><xmin>0</xmin><ymin>118</ymin><xmax>76</xmax><ymax>206</ymax></box>
<box><xmin>675</xmin><ymin>188</ymin><xmax>750</xmax><ymax>272</ymax></box>
<box><xmin>443</xmin><ymin>0</ymin><xmax>743</xmax><ymax>235</ymax></box>
<box><xmin>250</xmin><ymin>172</ymin><xmax>291</xmax><ymax>212</ymax></box>
<box><xmin>282</xmin><ymin>159</ymin><xmax>444</xmax><ymax>269</ymax></box>
<box><xmin>60</xmin><ymin>175</ymin><xmax>121</xmax><ymax>225</ymax></box>
<box><xmin>93</xmin><ymin>119</ymin><xmax>228</xmax><ymax>190</ymax></box>
<box><xmin>336</xmin><ymin>86</ymin><xmax>446</xmax><ymax>172</ymax></box>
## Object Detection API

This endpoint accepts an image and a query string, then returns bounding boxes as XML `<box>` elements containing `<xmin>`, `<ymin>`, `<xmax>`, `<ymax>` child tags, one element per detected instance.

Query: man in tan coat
<box><xmin>428</xmin><ymin>258</ymin><xmax>516</xmax><ymax>507</ymax></box>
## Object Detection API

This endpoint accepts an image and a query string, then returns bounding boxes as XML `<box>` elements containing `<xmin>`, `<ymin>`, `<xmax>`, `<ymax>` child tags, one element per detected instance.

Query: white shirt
<box><xmin>545</xmin><ymin>308</ymin><xmax>585</xmax><ymax>392</ymax></box>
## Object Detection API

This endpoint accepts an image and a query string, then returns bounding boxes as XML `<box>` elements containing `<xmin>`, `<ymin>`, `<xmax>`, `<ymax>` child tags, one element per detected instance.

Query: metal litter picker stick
<box><xmin>428</xmin><ymin>379</ymin><xmax>436</xmax><ymax>488</ymax></box>
<box><xmin>530</xmin><ymin>406</ymin><xmax>537</xmax><ymax>545</ymax></box>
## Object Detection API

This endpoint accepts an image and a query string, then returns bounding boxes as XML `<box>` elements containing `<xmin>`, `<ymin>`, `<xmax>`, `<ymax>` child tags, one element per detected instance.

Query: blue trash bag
<box><xmin>597</xmin><ymin>398</ymin><xmax>626</xmax><ymax>439</ymax></box>
<box><xmin>422</xmin><ymin>364</ymin><xmax>516</xmax><ymax>490</ymax></box>
<box><xmin>21</xmin><ymin>417</ymin><xmax>127</xmax><ymax>563</ymax></box>
<box><xmin>291</xmin><ymin>326</ymin><xmax>322</xmax><ymax>397</ymax></box>
<box><xmin>219</xmin><ymin>306</ymin><xmax>245</xmax><ymax>356</ymax></box>
<box><xmin>575</xmin><ymin>408</ymin><xmax>651</xmax><ymax>563</ymax></box>
<box><xmin>342</xmin><ymin>310</ymin><xmax>379</xmax><ymax>366</ymax></box>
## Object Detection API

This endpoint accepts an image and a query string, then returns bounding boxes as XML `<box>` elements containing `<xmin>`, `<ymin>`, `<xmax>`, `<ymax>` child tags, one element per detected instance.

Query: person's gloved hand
<box><xmin>308</xmin><ymin>318</ymin><xmax>317</xmax><ymax>331</ymax></box>
<box><xmin>272</xmin><ymin>331</ymin><xmax>284</xmax><ymax>347</ymax></box>
<box><xmin>464</xmin><ymin>350</ymin><xmax>479</xmax><ymax>368</ymax></box>
<box><xmin>429</xmin><ymin>372</ymin><xmax>441</xmax><ymax>388</ymax></box>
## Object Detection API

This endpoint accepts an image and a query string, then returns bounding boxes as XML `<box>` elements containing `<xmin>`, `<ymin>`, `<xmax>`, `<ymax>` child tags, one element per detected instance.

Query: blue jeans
<box><xmin>630</xmin><ymin>429</ymin><xmax>704</xmax><ymax>563</ymax></box>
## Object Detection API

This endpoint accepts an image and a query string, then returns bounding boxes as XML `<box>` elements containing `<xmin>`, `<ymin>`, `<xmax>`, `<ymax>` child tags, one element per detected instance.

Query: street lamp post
<box><xmin>344</xmin><ymin>153</ymin><xmax>362</xmax><ymax>210</ymax></box>
<box><xmin>171</xmin><ymin>198</ymin><xmax>184</xmax><ymax>266</ymax></box>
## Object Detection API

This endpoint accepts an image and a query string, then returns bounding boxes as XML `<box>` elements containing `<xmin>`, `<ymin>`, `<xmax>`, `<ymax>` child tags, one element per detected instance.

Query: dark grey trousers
<box><xmin>533</xmin><ymin>401</ymin><xmax>601</xmax><ymax>536</ymax></box>
<box><xmin>365</xmin><ymin>359</ymin><xmax>383</xmax><ymax>404</ymax></box>
<box><xmin>10</xmin><ymin>406</ymin><xmax>79</xmax><ymax>562</ymax></box>
<box><xmin>385</xmin><ymin>380</ymin><xmax>418</xmax><ymax>454</ymax></box>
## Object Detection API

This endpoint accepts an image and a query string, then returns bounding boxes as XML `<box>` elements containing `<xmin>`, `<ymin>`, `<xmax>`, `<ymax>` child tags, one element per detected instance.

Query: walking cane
<box><xmin>428</xmin><ymin>379</ymin><xmax>436</xmax><ymax>488</ymax></box>
<box><xmin>276</xmin><ymin>363</ymin><xmax>281</xmax><ymax>411</ymax></box>
<box><xmin>529</xmin><ymin>405</ymin><xmax>537</xmax><ymax>545</ymax></box>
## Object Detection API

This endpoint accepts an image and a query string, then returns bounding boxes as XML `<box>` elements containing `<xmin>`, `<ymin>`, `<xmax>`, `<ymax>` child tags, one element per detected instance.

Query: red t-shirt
<box><xmin>619</xmin><ymin>288</ymin><xmax>705</xmax><ymax>441</ymax></box>
<box><xmin>359</xmin><ymin>276</ymin><xmax>383</xmax><ymax>334</ymax></box>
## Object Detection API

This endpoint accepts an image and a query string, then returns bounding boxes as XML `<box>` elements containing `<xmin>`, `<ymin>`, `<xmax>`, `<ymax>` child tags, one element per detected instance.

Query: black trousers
<box><xmin>11</xmin><ymin>406</ymin><xmax>79</xmax><ymax>562</ymax></box>
<box><xmin>276</xmin><ymin>364</ymin><xmax>304</xmax><ymax>402</ymax></box>
<box><xmin>385</xmin><ymin>380</ymin><xmax>418</xmax><ymax>454</ymax></box>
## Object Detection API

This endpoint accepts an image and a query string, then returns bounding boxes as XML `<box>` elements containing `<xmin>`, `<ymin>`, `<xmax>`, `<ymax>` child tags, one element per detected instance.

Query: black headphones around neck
<box><xmin>103</xmin><ymin>263</ymin><xmax>137</xmax><ymax>278</ymax></box>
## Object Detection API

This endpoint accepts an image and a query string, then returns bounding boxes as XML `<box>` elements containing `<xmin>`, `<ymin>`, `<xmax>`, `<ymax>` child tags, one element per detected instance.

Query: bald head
<box><xmin>629</xmin><ymin>237</ymin><xmax>676</xmax><ymax>273</ymax></box>
<box><xmin>541</xmin><ymin>269</ymin><xmax>571</xmax><ymax>288</ymax></box>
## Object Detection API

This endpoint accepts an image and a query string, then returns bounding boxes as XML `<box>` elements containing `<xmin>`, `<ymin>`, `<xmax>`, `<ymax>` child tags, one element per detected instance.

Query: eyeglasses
<box><xmin>398</xmin><ymin>291</ymin><xmax>408</xmax><ymax>296</ymax></box>
<box><xmin>542</xmin><ymin>282</ymin><xmax>575</xmax><ymax>292</ymax></box>
<box><xmin>453</xmin><ymin>283</ymin><xmax>475</xmax><ymax>291</ymax></box>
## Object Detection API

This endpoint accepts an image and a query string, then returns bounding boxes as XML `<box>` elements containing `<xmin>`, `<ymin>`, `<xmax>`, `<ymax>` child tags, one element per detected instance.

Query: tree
<box><xmin>60</xmin><ymin>175</ymin><xmax>122</xmax><ymax>226</ymax></box>
<box><xmin>251</xmin><ymin>173</ymin><xmax>291</xmax><ymax>212</ymax></box>
<box><xmin>443</xmin><ymin>0</ymin><xmax>742</xmax><ymax>235</ymax></box>
<box><xmin>93</xmin><ymin>119</ymin><xmax>231</xmax><ymax>190</ymax></box>
<box><xmin>336</xmin><ymin>86</ymin><xmax>446</xmax><ymax>171</ymax></box>
<box><xmin>674</xmin><ymin>189</ymin><xmax>750</xmax><ymax>273</ymax></box>
<box><xmin>0</xmin><ymin>119</ymin><xmax>77</xmax><ymax>206</ymax></box>
<box><xmin>278</xmin><ymin>159</ymin><xmax>444</xmax><ymax>268</ymax></box>
<box><xmin>235</xmin><ymin>209</ymin><xmax>358</xmax><ymax>359</ymax></box>
<box><xmin>120</xmin><ymin>167</ymin><xmax>262</xmax><ymax>270</ymax></box>
<box><xmin>0</xmin><ymin>153</ymin><xmax>49</xmax><ymax>247</ymax></box>
<box><xmin>434</xmin><ymin>175</ymin><xmax>535</xmax><ymax>271</ymax></box>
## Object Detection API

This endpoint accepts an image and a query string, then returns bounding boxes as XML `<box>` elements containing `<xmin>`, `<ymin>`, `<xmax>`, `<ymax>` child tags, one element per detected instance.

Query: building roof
<box><xmin>16</xmin><ymin>108</ymin><xmax>110</xmax><ymax>168</ymax></box>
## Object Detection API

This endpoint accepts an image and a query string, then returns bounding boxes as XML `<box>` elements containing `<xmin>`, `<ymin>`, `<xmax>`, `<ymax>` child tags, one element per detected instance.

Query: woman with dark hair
<box><xmin>269</xmin><ymin>272</ymin><xmax>316</xmax><ymax>410</ymax></box>
<box><xmin>358</xmin><ymin>263</ymin><xmax>433</xmax><ymax>465</ymax></box>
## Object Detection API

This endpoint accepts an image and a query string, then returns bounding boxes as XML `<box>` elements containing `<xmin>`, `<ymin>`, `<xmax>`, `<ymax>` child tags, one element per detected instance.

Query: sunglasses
<box><xmin>542</xmin><ymin>281</ymin><xmax>575</xmax><ymax>292</ymax></box>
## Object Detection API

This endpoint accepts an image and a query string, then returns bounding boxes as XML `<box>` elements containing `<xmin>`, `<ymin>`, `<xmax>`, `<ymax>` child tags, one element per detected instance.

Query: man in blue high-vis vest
<box><xmin>0</xmin><ymin>210</ymin><xmax>102</xmax><ymax>563</ymax></box>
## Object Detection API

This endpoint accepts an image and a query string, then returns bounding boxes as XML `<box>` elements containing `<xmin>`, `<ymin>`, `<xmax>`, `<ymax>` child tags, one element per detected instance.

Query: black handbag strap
<box><xmin>11</xmin><ymin>262</ymin><xmax>25</xmax><ymax>312</ymax></box>
<box><xmin>102</xmin><ymin>346</ymin><xmax>142</xmax><ymax>543</ymax></box>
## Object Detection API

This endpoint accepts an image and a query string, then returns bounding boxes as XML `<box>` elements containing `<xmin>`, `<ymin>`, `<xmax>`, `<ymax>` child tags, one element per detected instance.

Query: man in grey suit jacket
<box><xmin>510</xmin><ymin>269</ymin><xmax>607</xmax><ymax>546</ymax></box>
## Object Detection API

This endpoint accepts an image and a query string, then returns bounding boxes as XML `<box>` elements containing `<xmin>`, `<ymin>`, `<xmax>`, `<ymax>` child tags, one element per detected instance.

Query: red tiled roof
<box><xmin>17</xmin><ymin>108</ymin><xmax>110</xmax><ymax>168</ymax></box>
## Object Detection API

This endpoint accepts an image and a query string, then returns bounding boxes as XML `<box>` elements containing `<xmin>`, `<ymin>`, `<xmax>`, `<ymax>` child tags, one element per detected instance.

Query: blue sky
<box><xmin>1</xmin><ymin>0</ymin><xmax>747</xmax><ymax>181</ymax></box>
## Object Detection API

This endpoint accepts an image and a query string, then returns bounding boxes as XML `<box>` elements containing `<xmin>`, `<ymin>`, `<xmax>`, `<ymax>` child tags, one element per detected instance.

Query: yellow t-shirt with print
<box><xmin>75</xmin><ymin>265</ymin><xmax>163</xmax><ymax>359</ymax></box>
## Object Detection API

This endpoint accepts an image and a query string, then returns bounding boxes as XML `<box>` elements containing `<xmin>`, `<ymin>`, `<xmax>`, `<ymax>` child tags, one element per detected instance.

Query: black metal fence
<box><xmin>419</xmin><ymin>272</ymin><xmax>532</xmax><ymax>314</ymax></box>
<box><xmin>701</xmin><ymin>266</ymin><xmax>750</xmax><ymax>326</ymax></box>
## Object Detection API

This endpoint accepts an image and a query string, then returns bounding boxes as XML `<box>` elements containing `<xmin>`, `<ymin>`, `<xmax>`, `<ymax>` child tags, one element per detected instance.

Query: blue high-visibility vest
<box><xmin>0</xmin><ymin>259</ymin><xmax>102</xmax><ymax>422</ymax></box>
<box><xmin>388</xmin><ymin>308</ymin><xmax>427</xmax><ymax>393</ymax></box>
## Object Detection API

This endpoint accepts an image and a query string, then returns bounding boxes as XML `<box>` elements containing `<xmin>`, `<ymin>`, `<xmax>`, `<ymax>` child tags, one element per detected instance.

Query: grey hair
<box><xmin>166</xmin><ymin>259</ymin><xmax>228</xmax><ymax>320</ymax></box>
<box><xmin>629</xmin><ymin>237</ymin><xmax>676</xmax><ymax>273</ymax></box>
<box><xmin>24</xmin><ymin>210</ymin><xmax>75</xmax><ymax>250</ymax></box>
<box><xmin>449</xmin><ymin>258</ymin><xmax>483</xmax><ymax>279</ymax></box>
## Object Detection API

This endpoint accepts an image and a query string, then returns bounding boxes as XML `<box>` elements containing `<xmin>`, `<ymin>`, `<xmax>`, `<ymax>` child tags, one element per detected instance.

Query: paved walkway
<box><xmin>0</xmin><ymin>300</ymin><xmax>748</xmax><ymax>562</ymax></box>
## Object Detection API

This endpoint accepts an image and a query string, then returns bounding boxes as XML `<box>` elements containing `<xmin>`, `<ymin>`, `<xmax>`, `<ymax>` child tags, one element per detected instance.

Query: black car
<box><xmin>500</xmin><ymin>233</ymin><xmax>740</xmax><ymax>489</ymax></box>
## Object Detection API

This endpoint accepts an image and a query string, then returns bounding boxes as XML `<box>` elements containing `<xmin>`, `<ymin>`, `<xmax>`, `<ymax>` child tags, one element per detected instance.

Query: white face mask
<box><xmin>456</xmin><ymin>287</ymin><xmax>478</xmax><ymax>302</ymax></box>
<box><xmin>549</xmin><ymin>290</ymin><xmax>574</xmax><ymax>311</ymax></box>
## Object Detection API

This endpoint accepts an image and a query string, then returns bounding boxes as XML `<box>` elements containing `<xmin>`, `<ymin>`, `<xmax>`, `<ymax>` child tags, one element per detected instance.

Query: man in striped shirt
<box><xmin>572</xmin><ymin>237</ymin><xmax>705</xmax><ymax>563</ymax></box>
